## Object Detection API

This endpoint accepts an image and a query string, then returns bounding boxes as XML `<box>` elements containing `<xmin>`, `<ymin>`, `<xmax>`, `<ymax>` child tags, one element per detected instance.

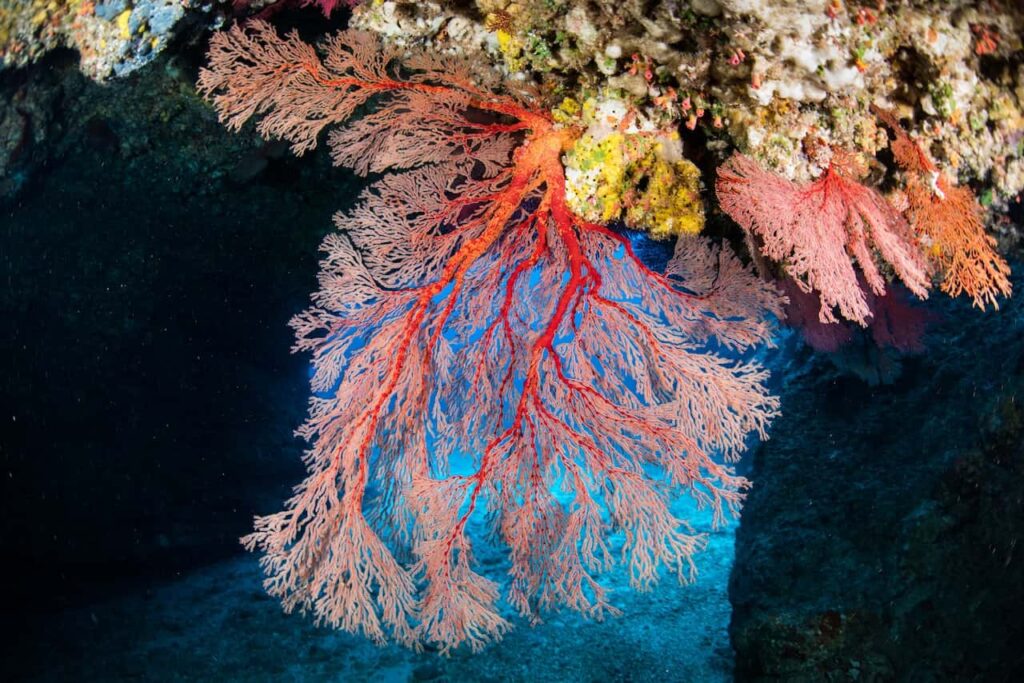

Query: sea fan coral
<box><xmin>200</xmin><ymin>21</ymin><xmax>783</xmax><ymax>653</ymax></box>
<box><xmin>717</xmin><ymin>151</ymin><xmax>930</xmax><ymax>325</ymax></box>
<box><xmin>873</xmin><ymin>107</ymin><xmax>1012</xmax><ymax>309</ymax></box>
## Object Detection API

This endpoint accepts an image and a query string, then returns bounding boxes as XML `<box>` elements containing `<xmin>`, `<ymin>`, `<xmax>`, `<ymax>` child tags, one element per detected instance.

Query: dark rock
<box><xmin>730</xmin><ymin>281</ymin><xmax>1024</xmax><ymax>681</ymax></box>
<box><xmin>412</xmin><ymin>663</ymin><xmax>445</xmax><ymax>680</ymax></box>
<box><xmin>0</xmin><ymin>47</ymin><xmax>354</xmax><ymax>614</ymax></box>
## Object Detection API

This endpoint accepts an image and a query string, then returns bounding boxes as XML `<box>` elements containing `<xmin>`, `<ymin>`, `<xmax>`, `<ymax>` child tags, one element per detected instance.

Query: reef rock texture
<box><xmin>351</xmin><ymin>1</ymin><xmax>1024</xmax><ymax>206</ymax></box>
<box><xmin>729</xmin><ymin>268</ymin><xmax>1024</xmax><ymax>681</ymax></box>
<box><xmin>5</xmin><ymin>2</ymin><xmax>1022</xmax><ymax>245</ymax></box>
<box><xmin>0</xmin><ymin>0</ymin><xmax>218</xmax><ymax>79</ymax></box>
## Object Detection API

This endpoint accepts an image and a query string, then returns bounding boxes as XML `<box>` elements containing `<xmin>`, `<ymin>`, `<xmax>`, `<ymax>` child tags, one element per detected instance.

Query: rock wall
<box><xmin>0</xmin><ymin>47</ymin><xmax>350</xmax><ymax>611</ymax></box>
<box><xmin>730</xmin><ymin>273</ymin><xmax>1024</xmax><ymax>681</ymax></box>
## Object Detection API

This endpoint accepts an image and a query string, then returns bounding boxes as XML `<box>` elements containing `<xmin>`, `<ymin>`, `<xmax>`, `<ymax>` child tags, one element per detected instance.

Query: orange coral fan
<box><xmin>200</xmin><ymin>22</ymin><xmax>783</xmax><ymax>653</ymax></box>
<box><xmin>873</xmin><ymin>106</ymin><xmax>1012</xmax><ymax>309</ymax></box>
<box><xmin>910</xmin><ymin>178</ymin><xmax>1012</xmax><ymax>308</ymax></box>
<box><xmin>717</xmin><ymin>151</ymin><xmax>929</xmax><ymax>325</ymax></box>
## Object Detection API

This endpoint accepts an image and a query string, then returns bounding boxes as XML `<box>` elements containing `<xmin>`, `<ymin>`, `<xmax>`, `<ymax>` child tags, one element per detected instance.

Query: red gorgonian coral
<box><xmin>199</xmin><ymin>21</ymin><xmax>783</xmax><ymax>653</ymax></box>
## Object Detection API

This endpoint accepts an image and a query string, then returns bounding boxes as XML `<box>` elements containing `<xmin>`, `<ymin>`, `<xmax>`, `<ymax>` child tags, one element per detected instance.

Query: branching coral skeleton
<box><xmin>199</xmin><ymin>21</ymin><xmax>783</xmax><ymax>653</ymax></box>
<box><xmin>872</xmin><ymin>106</ymin><xmax>1012</xmax><ymax>310</ymax></box>
<box><xmin>715</xmin><ymin>111</ymin><xmax>1012</xmax><ymax>331</ymax></box>
<box><xmin>717</xmin><ymin>150</ymin><xmax>930</xmax><ymax>326</ymax></box>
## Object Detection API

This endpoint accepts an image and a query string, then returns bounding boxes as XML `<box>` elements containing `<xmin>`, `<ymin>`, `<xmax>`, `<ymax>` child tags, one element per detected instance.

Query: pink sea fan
<box><xmin>717</xmin><ymin>152</ymin><xmax>930</xmax><ymax>326</ymax></box>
